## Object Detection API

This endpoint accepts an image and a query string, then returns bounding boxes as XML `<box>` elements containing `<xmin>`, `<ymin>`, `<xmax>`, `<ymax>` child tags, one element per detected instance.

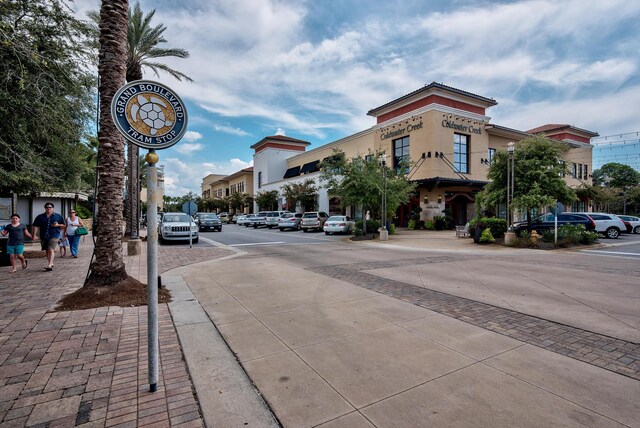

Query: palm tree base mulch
<box><xmin>55</xmin><ymin>276</ymin><xmax>171</xmax><ymax>311</ymax></box>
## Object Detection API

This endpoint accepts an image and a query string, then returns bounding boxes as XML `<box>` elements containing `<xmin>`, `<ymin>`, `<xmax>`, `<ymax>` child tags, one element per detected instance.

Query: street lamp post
<box><xmin>504</xmin><ymin>142</ymin><xmax>516</xmax><ymax>244</ymax></box>
<box><xmin>506</xmin><ymin>141</ymin><xmax>515</xmax><ymax>228</ymax></box>
<box><xmin>379</xmin><ymin>154</ymin><xmax>388</xmax><ymax>241</ymax></box>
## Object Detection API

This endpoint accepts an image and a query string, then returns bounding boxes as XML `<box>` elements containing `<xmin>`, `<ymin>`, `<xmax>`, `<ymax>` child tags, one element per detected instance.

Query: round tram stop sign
<box><xmin>111</xmin><ymin>80</ymin><xmax>188</xmax><ymax>150</ymax></box>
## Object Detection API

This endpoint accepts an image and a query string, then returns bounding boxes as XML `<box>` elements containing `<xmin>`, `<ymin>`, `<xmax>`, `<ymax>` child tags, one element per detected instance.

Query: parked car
<box><xmin>512</xmin><ymin>213</ymin><xmax>596</xmax><ymax>236</ymax></box>
<box><xmin>265</xmin><ymin>211</ymin><xmax>290</xmax><ymax>229</ymax></box>
<box><xmin>159</xmin><ymin>212</ymin><xmax>198</xmax><ymax>243</ymax></box>
<box><xmin>235</xmin><ymin>214</ymin><xmax>247</xmax><ymax>225</ymax></box>
<box><xmin>301</xmin><ymin>211</ymin><xmax>330</xmax><ymax>232</ymax></box>
<box><xmin>278</xmin><ymin>212</ymin><xmax>303</xmax><ymax>231</ymax></box>
<box><xmin>219</xmin><ymin>212</ymin><xmax>230</xmax><ymax>223</ymax></box>
<box><xmin>251</xmin><ymin>211</ymin><xmax>269</xmax><ymax>228</ymax></box>
<box><xmin>574</xmin><ymin>212</ymin><xmax>627</xmax><ymax>239</ymax></box>
<box><xmin>196</xmin><ymin>213</ymin><xmax>222</xmax><ymax>232</ymax></box>
<box><xmin>242</xmin><ymin>214</ymin><xmax>256</xmax><ymax>227</ymax></box>
<box><xmin>618</xmin><ymin>215</ymin><xmax>640</xmax><ymax>234</ymax></box>
<box><xmin>323</xmin><ymin>215</ymin><xmax>355</xmax><ymax>235</ymax></box>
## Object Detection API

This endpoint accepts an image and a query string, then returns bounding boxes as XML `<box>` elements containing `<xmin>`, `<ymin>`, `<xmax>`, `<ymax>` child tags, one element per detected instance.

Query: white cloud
<box><xmin>174</xmin><ymin>143</ymin><xmax>204</xmax><ymax>155</ymax></box>
<box><xmin>182</xmin><ymin>131</ymin><xmax>203</xmax><ymax>142</ymax></box>
<box><xmin>213</xmin><ymin>124</ymin><xmax>250</xmax><ymax>136</ymax></box>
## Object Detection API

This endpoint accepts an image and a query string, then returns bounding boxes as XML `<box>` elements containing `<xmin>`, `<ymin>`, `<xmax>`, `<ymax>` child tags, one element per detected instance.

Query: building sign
<box><xmin>442</xmin><ymin>119</ymin><xmax>482</xmax><ymax>135</ymax></box>
<box><xmin>110</xmin><ymin>80</ymin><xmax>188</xmax><ymax>150</ymax></box>
<box><xmin>380</xmin><ymin>121</ymin><xmax>423</xmax><ymax>140</ymax></box>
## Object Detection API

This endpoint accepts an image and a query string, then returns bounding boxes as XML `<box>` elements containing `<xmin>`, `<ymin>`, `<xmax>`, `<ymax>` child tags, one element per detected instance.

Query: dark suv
<box><xmin>512</xmin><ymin>213</ymin><xmax>595</xmax><ymax>236</ymax></box>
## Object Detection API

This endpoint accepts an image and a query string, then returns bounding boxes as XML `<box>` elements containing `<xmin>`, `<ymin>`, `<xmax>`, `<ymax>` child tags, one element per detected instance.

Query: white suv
<box><xmin>159</xmin><ymin>212</ymin><xmax>198</xmax><ymax>243</ymax></box>
<box><xmin>265</xmin><ymin>211</ymin><xmax>290</xmax><ymax>229</ymax></box>
<box><xmin>301</xmin><ymin>211</ymin><xmax>330</xmax><ymax>232</ymax></box>
<box><xmin>575</xmin><ymin>212</ymin><xmax>626</xmax><ymax>239</ymax></box>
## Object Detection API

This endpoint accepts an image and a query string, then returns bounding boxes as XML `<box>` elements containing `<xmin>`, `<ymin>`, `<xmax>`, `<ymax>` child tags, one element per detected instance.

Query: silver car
<box><xmin>265</xmin><ymin>211</ymin><xmax>290</xmax><ymax>229</ymax></box>
<box><xmin>278</xmin><ymin>212</ymin><xmax>303</xmax><ymax>231</ymax></box>
<box><xmin>301</xmin><ymin>211</ymin><xmax>329</xmax><ymax>232</ymax></box>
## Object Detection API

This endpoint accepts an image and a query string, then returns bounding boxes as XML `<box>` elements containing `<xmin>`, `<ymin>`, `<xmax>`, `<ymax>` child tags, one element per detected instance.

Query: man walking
<box><xmin>32</xmin><ymin>202</ymin><xmax>65</xmax><ymax>271</ymax></box>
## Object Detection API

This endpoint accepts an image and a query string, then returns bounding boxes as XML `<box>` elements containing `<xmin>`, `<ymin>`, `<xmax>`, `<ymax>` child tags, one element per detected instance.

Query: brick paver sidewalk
<box><xmin>0</xmin><ymin>236</ymin><xmax>233</xmax><ymax>426</ymax></box>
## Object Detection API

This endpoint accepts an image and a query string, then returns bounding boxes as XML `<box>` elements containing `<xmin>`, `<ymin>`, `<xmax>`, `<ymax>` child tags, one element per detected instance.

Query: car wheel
<box><xmin>217</xmin><ymin>227</ymin><xmax>222</xmax><ymax>232</ymax></box>
<box><xmin>325</xmin><ymin>231</ymin><xmax>329</xmax><ymax>235</ymax></box>
<box><xmin>267</xmin><ymin>225</ymin><xmax>273</xmax><ymax>229</ymax></box>
<box><xmin>634</xmin><ymin>225</ymin><xmax>640</xmax><ymax>234</ymax></box>
<box><xmin>302</xmin><ymin>228</ymin><xmax>307</xmax><ymax>233</ymax></box>
<box><xmin>193</xmin><ymin>237</ymin><xmax>199</xmax><ymax>244</ymax></box>
<box><xmin>253</xmin><ymin>224</ymin><xmax>257</xmax><ymax>229</ymax></box>
<box><xmin>279</xmin><ymin>228</ymin><xmax>284</xmax><ymax>231</ymax></box>
<box><xmin>605</xmin><ymin>227</ymin><xmax>620</xmax><ymax>239</ymax></box>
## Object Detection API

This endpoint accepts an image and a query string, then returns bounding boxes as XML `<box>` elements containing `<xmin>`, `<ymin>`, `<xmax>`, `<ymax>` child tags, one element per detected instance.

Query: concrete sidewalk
<box><xmin>1</xmin><ymin>229</ymin><xmax>639</xmax><ymax>426</ymax></box>
<box><xmin>169</xmin><ymin>230</ymin><xmax>639</xmax><ymax>427</ymax></box>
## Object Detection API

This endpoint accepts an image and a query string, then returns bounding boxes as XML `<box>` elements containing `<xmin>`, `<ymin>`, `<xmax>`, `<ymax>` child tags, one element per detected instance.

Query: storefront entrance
<box><xmin>446</xmin><ymin>193</ymin><xmax>475</xmax><ymax>226</ymax></box>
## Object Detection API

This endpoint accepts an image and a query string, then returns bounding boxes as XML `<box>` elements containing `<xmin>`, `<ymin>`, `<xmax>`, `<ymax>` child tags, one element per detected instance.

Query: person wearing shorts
<box><xmin>1</xmin><ymin>214</ymin><xmax>33</xmax><ymax>273</ymax></box>
<box><xmin>32</xmin><ymin>203</ymin><xmax>65</xmax><ymax>271</ymax></box>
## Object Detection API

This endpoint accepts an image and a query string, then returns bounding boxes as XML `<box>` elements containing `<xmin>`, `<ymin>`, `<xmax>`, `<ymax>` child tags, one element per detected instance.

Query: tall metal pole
<box><xmin>507</xmin><ymin>142</ymin><xmax>515</xmax><ymax>228</ymax></box>
<box><xmin>146</xmin><ymin>150</ymin><xmax>159</xmax><ymax>393</ymax></box>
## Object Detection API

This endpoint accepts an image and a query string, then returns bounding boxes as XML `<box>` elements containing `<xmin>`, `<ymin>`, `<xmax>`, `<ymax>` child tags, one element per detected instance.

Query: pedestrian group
<box><xmin>2</xmin><ymin>202</ymin><xmax>86</xmax><ymax>273</ymax></box>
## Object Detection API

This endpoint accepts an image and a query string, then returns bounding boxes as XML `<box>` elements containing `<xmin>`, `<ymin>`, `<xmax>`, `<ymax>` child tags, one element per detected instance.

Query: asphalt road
<box><xmin>184</xmin><ymin>222</ymin><xmax>351</xmax><ymax>248</ymax></box>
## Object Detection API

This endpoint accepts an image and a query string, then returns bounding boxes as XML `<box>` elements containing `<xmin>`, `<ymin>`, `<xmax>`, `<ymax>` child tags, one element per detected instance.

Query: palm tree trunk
<box><xmin>124</xmin><ymin>67</ymin><xmax>143</xmax><ymax>238</ymax></box>
<box><xmin>88</xmin><ymin>0</ymin><xmax>129</xmax><ymax>286</ymax></box>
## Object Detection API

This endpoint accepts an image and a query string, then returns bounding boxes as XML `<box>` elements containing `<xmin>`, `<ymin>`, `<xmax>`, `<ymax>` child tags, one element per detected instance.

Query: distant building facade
<box><xmin>202</xmin><ymin>82</ymin><xmax>597</xmax><ymax>224</ymax></box>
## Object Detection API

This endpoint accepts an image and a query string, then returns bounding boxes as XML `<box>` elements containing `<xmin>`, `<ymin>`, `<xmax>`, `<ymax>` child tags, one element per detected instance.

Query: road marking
<box><xmin>229</xmin><ymin>242</ymin><xmax>286</xmax><ymax>247</ymax></box>
<box><xmin>580</xmin><ymin>249</ymin><xmax>640</xmax><ymax>259</ymax></box>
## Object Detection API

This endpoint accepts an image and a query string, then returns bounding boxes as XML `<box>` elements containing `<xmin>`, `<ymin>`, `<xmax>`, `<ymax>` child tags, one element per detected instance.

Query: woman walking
<box><xmin>65</xmin><ymin>209</ymin><xmax>85</xmax><ymax>258</ymax></box>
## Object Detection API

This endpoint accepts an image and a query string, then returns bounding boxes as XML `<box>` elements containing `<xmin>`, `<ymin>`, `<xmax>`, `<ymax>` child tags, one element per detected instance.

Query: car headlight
<box><xmin>191</xmin><ymin>225</ymin><xmax>197</xmax><ymax>231</ymax></box>
<box><xmin>163</xmin><ymin>225</ymin><xmax>171</xmax><ymax>231</ymax></box>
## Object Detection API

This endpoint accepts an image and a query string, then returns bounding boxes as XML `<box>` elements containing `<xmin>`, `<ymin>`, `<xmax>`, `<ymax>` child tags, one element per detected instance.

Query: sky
<box><xmin>71</xmin><ymin>0</ymin><xmax>640</xmax><ymax>196</ymax></box>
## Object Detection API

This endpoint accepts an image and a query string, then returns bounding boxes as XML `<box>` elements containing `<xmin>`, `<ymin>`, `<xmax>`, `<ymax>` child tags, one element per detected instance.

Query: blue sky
<box><xmin>73</xmin><ymin>0</ymin><xmax>640</xmax><ymax>196</ymax></box>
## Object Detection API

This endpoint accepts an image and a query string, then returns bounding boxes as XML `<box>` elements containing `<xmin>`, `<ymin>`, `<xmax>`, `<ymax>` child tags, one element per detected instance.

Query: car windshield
<box><xmin>282</xmin><ymin>213</ymin><xmax>295</xmax><ymax>218</ymax></box>
<box><xmin>327</xmin><ymin>216</ymin><xmax>346</xmax><ymax>221</ymax></box>
<box><xmin>303</xmin><ymin>213</ymin><xmax>317</xmax><ymax>218</ymax></box>
<box><xmin>164</xmin><ymin>214</ymin><xmax>190</xmax><ymax>222</ymax></box>
<box><xmin>200</xmin><ymin>214</ymin><xmax>218</xmax><ymax>219</ymax></box>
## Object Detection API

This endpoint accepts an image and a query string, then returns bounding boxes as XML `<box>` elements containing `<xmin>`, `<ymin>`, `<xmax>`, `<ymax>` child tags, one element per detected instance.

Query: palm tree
<box><xmin>124</xmin><ymin>2</ymin><xmax>193</xmax><ymax>240</ymax></box>
<box><xmin>88</xmin><ymin>0</ymin><xmax>129</xmax><ymax>286</ymax></box>
<box><xmin>89</xmin><ymin>3</ymin><xmax>193</xmax><ymax>239</ymax></box>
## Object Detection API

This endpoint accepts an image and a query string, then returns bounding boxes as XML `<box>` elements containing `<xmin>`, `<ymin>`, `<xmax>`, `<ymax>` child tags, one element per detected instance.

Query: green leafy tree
<box><xmin>0</xmin><ymin>0</ymin><xmax>96</xmax><ymax>194</ymax></box>
<box><xmin>320</xmin><ymin>149</ymin><xmax>416</xmax><ymax>220</ymax></box>
<box><xmin>478</xmin><ymin>136</ymin><xmax>577</xmax><ymax>227</ymax></box>
<box><xmin>281</xmin><ymin>179</ymin><xmax>318</xmax><ymax>211</ymax></box>
<box><xmin>255</xmin><ymin>190</ymin><xmax>279</xmax><ymax>211</ymax></box>
<box><xmin>227</xmin><ymin>192</ymin><xmax>244</xmax><ymax>213</ymax></box>
<box><xmin>592</xmin><ymin>163</ymin><xmax>640</xmax><ymax>188</ymax></box>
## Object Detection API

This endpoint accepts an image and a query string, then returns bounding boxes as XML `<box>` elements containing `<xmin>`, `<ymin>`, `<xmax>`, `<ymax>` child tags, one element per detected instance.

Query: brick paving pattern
<box><xmin>0</xmin><ymin>238</ymin><xmax>232</xmax><ymax>427</ymax></box>
<box><xmin>308</xmin><ymin>256</ymin><xmax>640</xmax><ymax>381</ymax></box>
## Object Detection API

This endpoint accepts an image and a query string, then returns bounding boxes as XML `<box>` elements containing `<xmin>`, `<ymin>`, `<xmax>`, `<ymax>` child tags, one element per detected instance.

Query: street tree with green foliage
<box><xmin>0</xmin><ymin>0</ymin><xmax>96</xmax><ymax>194</ymax></box>
<box><xmin>592</xmin><ymin>163</ymin><xmax>640</xmax><ymax>188</ymax></box>
<box><xmin>255</xmin><ymin>190</ymin><xmax>279</xmax><ymax>211</ymax></box>
<box><xmin>281</xmin><ymin>179</ymin><xmax>318</xmax><ymax>211</ymax></box>
<box><xmin>320</xmin><ymin>149</ymin><xmax>416</xmax><ymax>221</ymax></box>
<box><xmin>477</xmin><ymin>136</ymin><xmax>577</xmax><ymax>226</ymax></box>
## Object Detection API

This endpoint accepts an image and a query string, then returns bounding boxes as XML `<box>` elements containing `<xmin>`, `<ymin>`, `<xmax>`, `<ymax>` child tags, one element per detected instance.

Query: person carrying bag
<box><xmin>65</xmin><ymin>209</ymin><xmax>86</xmax><ymax>258</ymax></box>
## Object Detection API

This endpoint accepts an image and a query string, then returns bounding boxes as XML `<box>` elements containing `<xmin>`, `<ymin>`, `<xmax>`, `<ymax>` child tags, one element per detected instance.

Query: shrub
<box><xmin>541</xmin><ymin>224</ymin><xmax>599</xmax><ymax>246</ymax></box>
<box><xmin>354</xmin><ymin>227</ymin><xmax>363</xmax><ymax>237</ymax></box>
<box><xmin>433</xmin><ymin>215</ymin><xmax>447</xmax><ymax>230</ymax></box>
<box><xmin>355</xmin><ymin>219</ymin><xmax>380</xmax><ymax>233</ymax></box>
<box><xmin>469</xmin><ymin>217</ymin><xmax>507</xmax><ymax>238</ymax></box>
<box><xmin>425</xmin><ymin>220</ymin><xmax>435</xmax><ymax>230</ymax></box>
<box><xmin>75</xmin><ymin>205</ymin><xmax>91</xmax><ymax>219</ymax></box>
<box><xmin>389</xmin><ymin>223</ymin><xmax>396</xmax><ymax>235</ymax></box>
<box><xmin>407</xmin><ymin>219</ymin><xmax>416</xmax><ymax>230</ymax></box>
<box><xmin>479</xmin><ymin>228</ymin><xmax>495</xmax><ymax>243</ymax></box>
